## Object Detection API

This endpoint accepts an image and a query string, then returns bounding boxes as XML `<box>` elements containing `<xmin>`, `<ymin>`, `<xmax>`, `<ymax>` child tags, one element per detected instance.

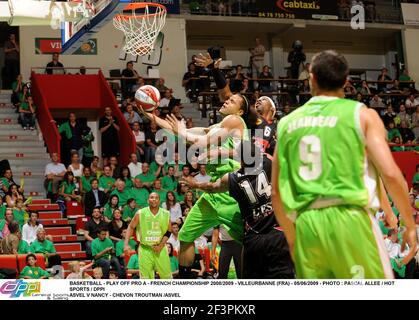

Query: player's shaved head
<box><xmin>148</xmin><ymin>192</ymin><xmax>160</xmax><ymax>209</ymax></box>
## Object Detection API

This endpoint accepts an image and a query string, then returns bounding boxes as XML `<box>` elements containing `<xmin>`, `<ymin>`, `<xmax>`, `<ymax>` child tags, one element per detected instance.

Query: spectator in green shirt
<box><xmin>161</xmin><ymin>166</ymin><xmax>178</xmax><ymax>191</ymax></box>
<box><xmin>59</xmin><ymin>171</ymin><xmax>81</xmax><ymax>203</ymax></box>
<box><xmin>131</xmin><ymin>178</ymin><xmax>150</xmax><ymax>208</ymax></box>
<box><xmin>110</xmin><ymin>180</ymin><xmax>131</xmax><ymax>207</ymax></box>
<box><xmin>18</xmin><ymin>233</ymin><xmax>30</xmax><ymax>254</ymax></box>
<box><xmin>99</xmin><ymin>165</ymin><xmax>116</xmax><ymax>195</ymax></box>
<box><xmin>12</xmin><ymin>198</ymin><xmax>27</xmax><ymax>229</ymax></box>
<box><xmin>11</xmin><ymin>74</ymin><xmax>25</xmax><ymax>106</ymax></box>
<box><xmin>115</xmin><ymin>228</ymin><xmax>137</xmax><ymax>266</ymax></box>
<box><xmin>119</xmin><ymin>166</ymin><xmax>133</xmax><ymax>190</ymax></box>
<box><xmin>127</xmin><ymin>248</ymin><xmax>140</xmax><ymax>278</ymax></box>
<box><xmin>399</xmin><ymin>69</ymin><xmax>412</xmax><ymax>82</ymax></box>
<box><xmin>103</xmin><ymin>194</ymin><xmax>120</xmax><ymax>223</ymax></box>
<box><xmin>152</xmin><ymin>179</ymin><xmax>167</xmax><ymax>207</ymax></box>
<box><xmin>29</xmin><ymin>228</ymin><xmax>61</xmax><ymax>267</ymax></box>
<box><xmin>387</xmin><ymin>121</ymin><xmax>402</xmax><ymax>142</ymax></box>
<box><xmin>18</xmin><ymin>96</ymin><xmax>37</xmax><ymax>130</ymax></box>
<box><xmin>80</xmin><ymin>166</ymin><xmax>94</xmax><ymax>195</ymax></box>
<box><xmin>122</xmin><ymin>198</ymin><xmax>138</xmax><ymax>222</ymax></box>
<box><xmin>20</xmin><ymin>254</ymin><xmax>50</xmax><ymax>279</ymax></box>
<box><xmin>1</xmin><ymin>169</ymin><xmax>22</xmax><ymax>198</ymax></box>
<box><xmin>135</xmin><ymin>163</ymin><xmax>160</xmax><ymax>189</ymax></box>
<box><xmin>91</xmin><ymin>227</ymin><xmax>124</xmax><ymax>279</ymax></box>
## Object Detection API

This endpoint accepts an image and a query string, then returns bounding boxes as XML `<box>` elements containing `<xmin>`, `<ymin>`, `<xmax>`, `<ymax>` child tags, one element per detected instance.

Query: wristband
<box><xmin>164</xmin><ymin>231</ymin><xmax>172</xmax><ymax>238</ymax></box>
<box><xmin>212</xmin><ymin>68</ymin><xmax>228</xmax><ymax>90</ymax></box>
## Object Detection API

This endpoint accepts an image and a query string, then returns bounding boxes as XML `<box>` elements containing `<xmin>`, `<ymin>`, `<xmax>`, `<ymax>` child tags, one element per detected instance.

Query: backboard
<box><xmin>61</xmin><ymin>0</ymin><xmax>130</xmax><ymax>54</ymax></box>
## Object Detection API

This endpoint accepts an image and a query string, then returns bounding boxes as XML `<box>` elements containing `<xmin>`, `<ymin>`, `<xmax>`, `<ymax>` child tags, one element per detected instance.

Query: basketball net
<box><xmin>113</xmin><ymin>3</ymin><xmax>167</xmax><ymax>56</ymax></box>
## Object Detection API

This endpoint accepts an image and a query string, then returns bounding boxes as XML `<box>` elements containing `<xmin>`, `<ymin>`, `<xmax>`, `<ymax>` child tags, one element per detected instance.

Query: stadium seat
<box><xmin>66</xmin><ymin>201</ymin><xmax>84</xmax><ymax>218</ymax></box>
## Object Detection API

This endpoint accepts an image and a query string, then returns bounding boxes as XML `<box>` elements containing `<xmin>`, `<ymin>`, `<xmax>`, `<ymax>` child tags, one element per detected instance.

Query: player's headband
<box><xmin>241</xmin><ymin>95</ymin><xmax>250</xmax><ymax>115</ymax></box>
<box><xmin>260</xmin><ymin>96</ymin><xmax>276</xmax><ymax>113</ymax></box>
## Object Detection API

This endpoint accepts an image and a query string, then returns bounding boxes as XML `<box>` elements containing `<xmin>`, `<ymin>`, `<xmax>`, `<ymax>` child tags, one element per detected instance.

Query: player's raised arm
<box><xmin>195</xmin><ymin>52</ymin><xmax>233</xmax><ymax>101</ymax></box>
<box><xmin>271</xmin><ymin>143</ymin><xmax>296</xmax><ymax>260</ymax></box>
<box><xmin>166</xmin><ymin>113</ymin><xmax>244</xmax><ymax>149</ymax></box>
<box><xmin>180</xmin><ymin>175</ymin><xmax>229</xmax><ymax>193</ymax></box>
<box><xmin>361</xmin><ymin>108</ymin><xmax>417</xmax><ymax>255</ymax></box>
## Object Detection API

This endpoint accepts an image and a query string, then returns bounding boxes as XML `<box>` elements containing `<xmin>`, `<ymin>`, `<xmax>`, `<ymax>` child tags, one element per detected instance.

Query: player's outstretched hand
<box><xmin>180</xmin><ymin>176</ymin><xmax>197</xmax><ymax>189</ymax></box>
<box><xmin>401</xmin><ymin>227</ymin><xmax>418</xmax><ymax>265</ymax></box>
<box><xmin>166</xmin><ymin>114</ymin><xmax>186</xmax><ymax>137</ymax></box>
<box><xmin>195</xmin><ymin>52</ymin><xmax>222</xmax><ymax>69</ymax></box>
<box><xmin>384</xmin><ymin>213</ymin><xmax>398</xmax><ymax>229</ymax></box>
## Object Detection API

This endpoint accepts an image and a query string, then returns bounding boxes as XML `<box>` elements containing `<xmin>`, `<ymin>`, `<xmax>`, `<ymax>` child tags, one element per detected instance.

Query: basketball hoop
<box><xmin>113</xmin><ymin>3</ymin><xmax>167</xmax><ymax>56</ymax></box>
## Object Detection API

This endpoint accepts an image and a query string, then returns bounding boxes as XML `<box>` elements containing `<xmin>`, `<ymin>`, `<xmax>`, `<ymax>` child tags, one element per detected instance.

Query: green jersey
<box><xmin>127</xmin><ymin>254</ymin><xmax>139</xmax><ymax>269</ymax></box>
<box><xmin>99</xmin><ymin>176</ymin><xmax>115</xmax><ymax>191</ymax></box>
<box><xmin>81</xmin><ymin>176</ymin><xmax>93</xmax><ymax>193</ymax></box>
<box><xmin>122</xmin><ymin>206</ymin><xmax>137</xmax><ymax>222</ymax></box>
<box><xmin>115</xmin><ymin>238</ymin><xmax>137</xmax><ymax>257</ymax></box>
<box><xmin>110</xmin><ymin>189</ymin><xmax>131</xmax><ymax>207</ymax></box>
<box><xmin>161</xmin><ymin>175</ymin><xmax>178</xmax><ymax>191</ymax></box>
<box><xmin>277</xmin><ymin>96</ymin><xmax>380</xmax><ymax>218</ymax></box>
<box><xmin>135</xmin><ymin>173</ymin><xmax>156</xmax><ymax>185</ymax></box>
<box><xmin>20</xmin><ymin>266</ymin><xmax>50</xmax><ymax>279</ymax></box>
<box><xmin>136</xmin><ymin>207</ymin><xmax>170</xmax><ymax>246</ymax></box>
<box><xmin>18</xmin><ymin>240</ymin><xmax>30</xmax><ymax>254</ymax></box>
<box><xmin>206</xmin><ymin>119</ymin><xmax>248</xmax><ymax>181</ymax></box>
<box><xmin>29</xmin><ymin>239</ymin><xmax>56</xmax><ymax>254</ymax></box>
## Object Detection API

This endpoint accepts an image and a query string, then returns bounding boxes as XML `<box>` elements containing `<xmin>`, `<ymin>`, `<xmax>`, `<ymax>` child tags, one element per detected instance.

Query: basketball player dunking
<box><xmin>138</xmin><ymin>53</ymin><xmax>258</xmax><ymax>278</ymax></box>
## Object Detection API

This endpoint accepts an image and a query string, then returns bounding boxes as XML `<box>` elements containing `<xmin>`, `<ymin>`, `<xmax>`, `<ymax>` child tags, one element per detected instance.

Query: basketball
<box><xmin>135</xmin><ymin>85</ymin><xmax>161</xmax><ymax>112</ymax></box>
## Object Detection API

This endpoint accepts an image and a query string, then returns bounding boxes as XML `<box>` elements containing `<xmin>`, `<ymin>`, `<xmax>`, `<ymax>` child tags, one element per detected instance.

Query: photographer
<box><xmin>288</xmin><ymin>40</ymin><xmax>306</xmax><ymax>79</ymax></box>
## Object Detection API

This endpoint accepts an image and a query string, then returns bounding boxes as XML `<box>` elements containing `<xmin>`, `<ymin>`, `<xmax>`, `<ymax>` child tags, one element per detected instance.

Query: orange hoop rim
<box><xmin>114</xmin><ymin>2</ymin><xmax>167</xmax><ymax>20</ymax></box>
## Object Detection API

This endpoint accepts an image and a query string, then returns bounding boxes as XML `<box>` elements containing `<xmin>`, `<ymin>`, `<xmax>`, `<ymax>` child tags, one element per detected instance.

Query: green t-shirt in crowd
<box><xmin>388</xmin><ymin>128</ymin><xmax>401</xmax><ymax>142</ymax></box>
<box><xmin>18</xmin><ymin>240</ymin><xmax>30</xmax><ymax>254</ymax></box>
<box><xmin>123</xmin><ymin>178</ymin><xmax>133</xmax><ymax>190</ymax></box>
<box><xmin>115</xmin><ymin>238</ymin><xmax>137</xmax><ymax>257</ymax></box>
<box><xmin>130</xmin><ymin>188</ymin><xmax>150</xmax><ymax>208</ymax></box>
<box><xmin>135</xmin><ymin>173</ymin><xmax>156</xmax><ymax>185</ymax></box>
<box><xmin>152</xmin><ymin>189</ymin><xmax>167</xmax><ymax>206</ymax></box>
<box><xmin>103</xmin><ymin>203</ymin><xmax>118</xmax><ymax>221</ymax></box>
<box><xmin>91</xmin><ymin>237</ymin><xmax>114</xmax><ymax>260</ymax></box>
<box><xmin>29</xmin><ymin>239</ymin><xmax>56</xmax><ymax>254</ymax></box>
<box><xmin>149</xmin><ymin>162</ymin><xmax>161</xmax><ymax>176</ymax></box>
<box><xmin>170</xmin><ymin>256</ymin><xmax>179</xmax><ymax>273</ymax></box>
<box><xmin>122</xmin><ymin>206</ymin><xmax>138</xmax><ymax>222</ymax></box>
<box><xmin>61</xmin><ymin>181</ymin><xmax>76</xmax><ymax>195</ymax></box>
<box><xmin>12</xmin><ymin>208</ymin><xmax>26</xmax><ymax>228</ymax></box>
<box><xmin>99</xmin><ymin>176</ymin><xmax>116</xmax><ymax>192</ymax></box>
<box><xmin>110</xmin><ymin>189</ymin><xmax>131</xmax><ymax>207</ymax></box>
<box><xmin>20</xmin><ymin>266</ymin><xmax>50</xmax><ymax>279</ymax></box>
<box><xmin>413</xmin><ymin>173</ymin><xmax>419</xmax><ymax>185</ymax></box>
<box><xmin>81</xmin><ymin>176</ymin><xmax>94</xmax><ymax>193</ymax></box>
<box><xmin>175</xmin><ymin>192</ymin><xmax>185</xmax><ymax>203</ymax></box>
<box><xmin>127</xmin><ymin>253</ymin><xmax>139</xmax><ymax>269</ymax></box>
<box><xmin>58</xmin><ymin>121</ymin><xmax>72</xmax><ymax>140</ymax></box>
<box><xmin>161</xmin><ymin>175</ymin><xmax>178</xmax><ymax>192</ymax></box>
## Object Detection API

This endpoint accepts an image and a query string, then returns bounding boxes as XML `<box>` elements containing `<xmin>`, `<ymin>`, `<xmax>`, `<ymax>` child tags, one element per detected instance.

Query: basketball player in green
<box><xmin>124</xmin><ymin>192</ymin><xmax>172</xmax><ymax>279</ymax></box>
<box><xmin>272</xmin><ymin>50</ymin><xmax>417</xmax><ymax>279</ymax></box>
<box><xmin>137</xmin><ymin>53</ymin><xmax>258</xmax><ymax>278</ymax></box>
